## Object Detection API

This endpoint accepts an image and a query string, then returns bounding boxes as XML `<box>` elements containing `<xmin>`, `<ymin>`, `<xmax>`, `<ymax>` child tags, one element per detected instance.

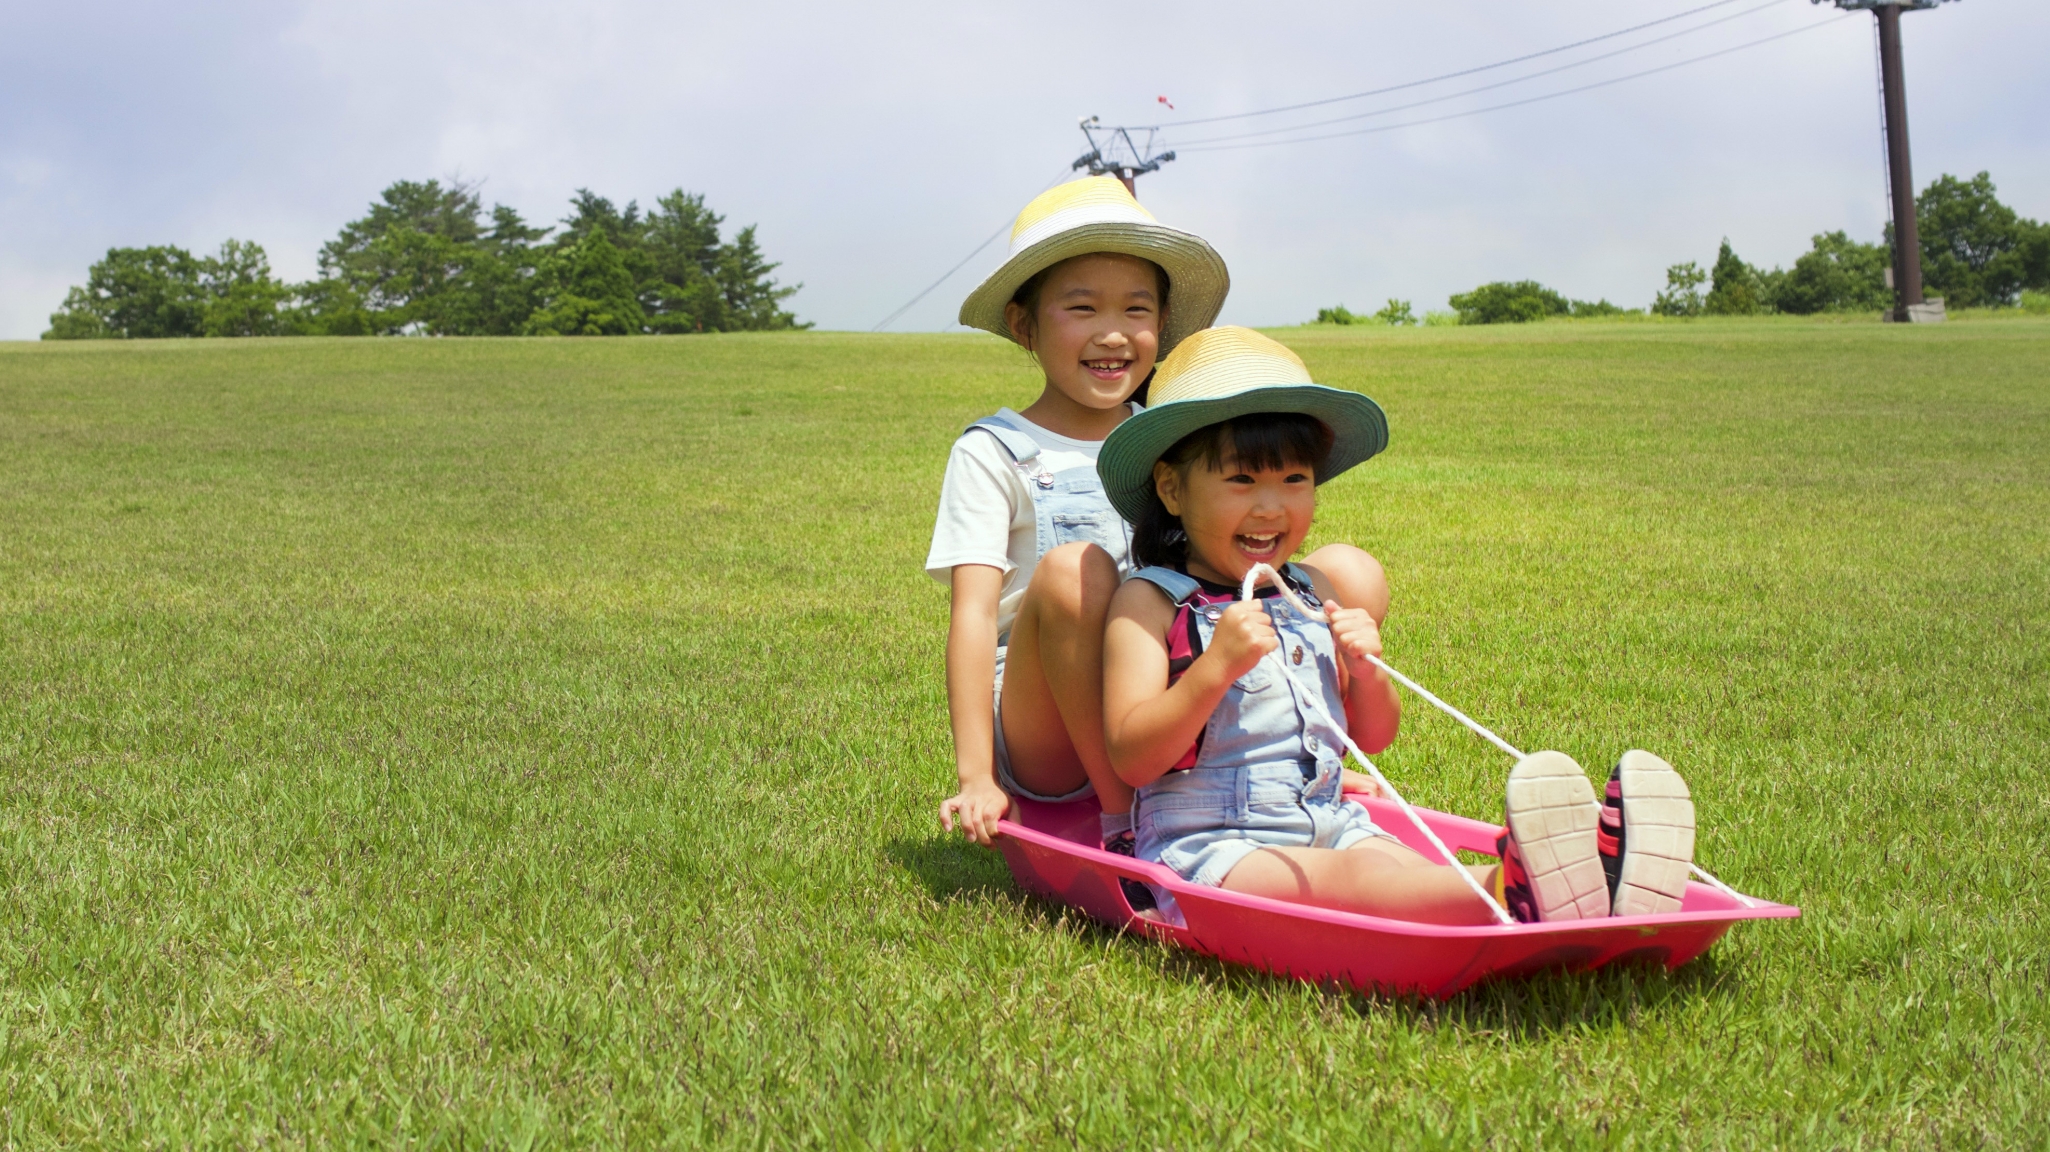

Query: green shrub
<box><xmin>2021</xmin><ymin>289</ymin><xmax>2050</xmax><ymax>315</ymax></box>
<box><xmin>43</xmin><ymin>241</ymin><xmax>292</xmax><ymax>340</ymax></box>
<box><xmin>1448</xmin><ymin>280</ymin><xmax>1569</xmax><ymax>325</ymax></box>
<box><xmin>1569</xmin><ymin>298</ymin><xmax>1632</xmax><ymax>318</ymax></box>
<box><xmin>1314</xmin><ymin>305</ymin><xmax>1360</xmax><ymax>325</ymax></box>
<box><xmin>1373</xmin><ymin>299</ymin><xmax>1416</xmax><ymax>326</ymax></box>
<box><xmin>1422</xmin><ymin>310</ymin><xmax>1460</xmax><ymax>327</ymax></box>
<box><xmin>1776</xmin><ymin>231</ymin><xmax>1890</xmax><ymax>315</ymax></box>
<box><xmin>1913</xmin><ymin>172</ymin><xmax>2046</xmax><ymax>308</ymax></box>
<box><xmin>1653</xmin><ymin>262</ymin><xmax>1706</xmax><ymax>317</ymax></box>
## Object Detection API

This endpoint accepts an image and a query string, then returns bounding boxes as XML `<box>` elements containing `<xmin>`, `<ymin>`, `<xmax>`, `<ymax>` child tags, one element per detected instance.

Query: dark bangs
<box><xmin>1164</xmin><ymin>411</ymin><xmax>1333</xmax><ymax>476</ymax></box>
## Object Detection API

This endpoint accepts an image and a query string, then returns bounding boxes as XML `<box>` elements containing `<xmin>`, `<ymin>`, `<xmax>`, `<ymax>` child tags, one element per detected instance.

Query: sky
<box><xmin>3</xmin><ymin>0</ymin><xmax>2045</xmax><ymax>339</ymax></box>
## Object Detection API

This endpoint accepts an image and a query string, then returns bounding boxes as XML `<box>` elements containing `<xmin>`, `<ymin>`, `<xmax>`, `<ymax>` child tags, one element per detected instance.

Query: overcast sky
<box><xmin>3</xmin><ymin>0</ymin><xmax>2044</xmax><ymax>339</ymax></box>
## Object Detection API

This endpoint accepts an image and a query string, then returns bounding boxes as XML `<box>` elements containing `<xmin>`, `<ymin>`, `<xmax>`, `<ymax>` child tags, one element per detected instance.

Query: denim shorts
<box><xmin>1136</xmin><ymin>760</ymin><xmax>1390</xmax><ymax>888</ymax></box>
<box><xmin>991</xmin><ymin>644</ymin><xmax>1094</xmax><ymax>804</ymax></box>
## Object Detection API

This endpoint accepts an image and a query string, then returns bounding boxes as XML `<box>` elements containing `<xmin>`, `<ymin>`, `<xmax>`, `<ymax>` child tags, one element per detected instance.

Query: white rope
<box><xmin>1238</xmin><ymin>565</ymin><xmax>1515</xmax><ymax>926</ymax></box>
<box><xmin>1688</xmin><ymin>863</ymin><xmax>1756</xmax><ymax>907</ymax></box>
<box><xmin>1240</xmin><ymin>563</ymin><xmax>1758</xmax><ymax>912</ymax></box>
<box><xmin>1359</xmin><ymin>655</ymin><xmax>1525</xmax><ymax>760</ymax></box>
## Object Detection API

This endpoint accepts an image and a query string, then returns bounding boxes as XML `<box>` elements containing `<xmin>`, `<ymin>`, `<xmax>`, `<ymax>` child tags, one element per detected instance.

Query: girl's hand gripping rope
<box><xmin>1323</xmin><ymin>598</ymin><xmax>1386</xmax><ymax>682</ymax></box>
<box><xmin>1205</xmin><ymin>600</ymin><xmax>1280</xmax><ymax>682</ymax></box>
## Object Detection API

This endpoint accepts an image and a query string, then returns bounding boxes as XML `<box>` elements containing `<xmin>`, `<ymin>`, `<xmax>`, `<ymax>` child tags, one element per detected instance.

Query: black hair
<box><xmin>1008</xmin><ymin>254</ymin><xmax>1170</xmax><ymax>348</ymax></box>
<box><xmin>1130</xmin><ymin>412</ymin><xmax>1335</xmax><ymax>570</ymax></box>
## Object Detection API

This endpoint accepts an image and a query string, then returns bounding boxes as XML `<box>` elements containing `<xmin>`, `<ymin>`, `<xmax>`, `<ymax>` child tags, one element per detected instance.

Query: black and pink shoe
<box><xmin>1496</xmin><ymin>751</ymin><xmax>1610</xmax><ymax>923</ymax></box>
<box><xmin>1102</xmin><ymin>829</ymin><xmax>1157</xmax><ymax>912</ymax></box>
<box><xmin>1599</xmin><ymin>750</ymin><xmax>1696</xmax><ymax>916</ymax></box>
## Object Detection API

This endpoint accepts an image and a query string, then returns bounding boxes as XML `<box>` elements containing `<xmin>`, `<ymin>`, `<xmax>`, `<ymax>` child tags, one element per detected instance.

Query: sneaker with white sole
<box><xmin>1495</xmin><ymin>751</ymin><xmax>1611</xmax><ymax>923</ymax></box>
<box><xmin>1599</xmin><ymin>750</ymin><xmax>1696</xmax><ymax>916</ymax></box>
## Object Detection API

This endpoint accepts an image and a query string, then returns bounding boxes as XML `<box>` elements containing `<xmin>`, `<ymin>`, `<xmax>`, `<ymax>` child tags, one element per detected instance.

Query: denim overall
<box><xmin>966</xmin><ymin>415</ymin><xmax>1133</xmax><ymax>636</ymax></box>
<box><xmin>1129</xmin><ymin>563</ymin><xmax>1389</xmax><ymax>887</ymax></box>
<box><xmin>967</xmin><ymin>413</ymin><xmax>1133</xmax><ymax>802</ymax></box>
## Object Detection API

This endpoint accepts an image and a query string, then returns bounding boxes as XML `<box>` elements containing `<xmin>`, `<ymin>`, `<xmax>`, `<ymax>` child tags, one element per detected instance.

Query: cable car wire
<box><xmin>1162</xmin><ymin>0</ymin><xmax>1761</xmax><ymax>128</ymax></box>
<box><xmin>1178</xmin><ymin>15</ymin><xmax>1849</xmax><ymax>154</ymax></box>
<box><xmin>1172</xmin><ymin>0</ymin><xmax>1791</xmax><ymax>148</ymax></box>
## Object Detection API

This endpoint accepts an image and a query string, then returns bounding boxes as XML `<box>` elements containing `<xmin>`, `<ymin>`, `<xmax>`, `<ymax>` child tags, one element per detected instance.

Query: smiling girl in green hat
<box><xmin>1100</xmin><ymin>327</ymin><xmax>1700</xmax><ymax>925</ymax></box>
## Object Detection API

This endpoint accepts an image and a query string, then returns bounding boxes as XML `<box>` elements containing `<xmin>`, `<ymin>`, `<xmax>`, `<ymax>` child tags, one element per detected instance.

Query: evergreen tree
<box><xmin>433</xmin><ymin>205</ymin><xmax>551</xmax><ymax>336</ymax></box>
<box><xmin>523</xmin><ymin>229</ymin><xmax>646</xmax><ymax>336</ymax></box>
<box><xmin>303</xmin><ymin>179</ymin><xmax>551</xmax><ymax>335</ymax></box>
<box><xmin>642</xmin><ymin>191</ymin><xmax>729</xmax><ymax>333</ymax></box>
<box><xmin>716</xmin><ymin>224</ymin><xmax>806</xmax><ymax>331</ymax></box>
<box><xmin>311</xmin><ymin>179</ymin><xmax>485</xmax><ymax>333</ymax></box>
<box><xmin>1705</xmin><ymin>240</ymin><xmax>1768</xmax><ymax>315</ymax></box>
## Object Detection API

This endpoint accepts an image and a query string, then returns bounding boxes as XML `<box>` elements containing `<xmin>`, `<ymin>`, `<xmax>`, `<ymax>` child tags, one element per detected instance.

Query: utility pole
<box><xmin>1820</xmin><ymin>0</ymin><xmax>1958</xmax><ymax>322</ymax></box>
<box><xmin>1072</xmin><ymin>117</ymin><xmax>1176</xmax><ymax>199</ymax></box>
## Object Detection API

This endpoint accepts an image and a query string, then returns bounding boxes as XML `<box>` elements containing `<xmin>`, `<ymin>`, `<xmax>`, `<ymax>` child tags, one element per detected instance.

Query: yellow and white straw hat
<box><xmin>958</xmin><ymin>176</ymin><xmax>1228</xmax><ymax>354</ymax></box>
<box><xmin>1096</xmin><ymin>326</ymin><xmax>1389</xmax><ymax>524</ymax></box>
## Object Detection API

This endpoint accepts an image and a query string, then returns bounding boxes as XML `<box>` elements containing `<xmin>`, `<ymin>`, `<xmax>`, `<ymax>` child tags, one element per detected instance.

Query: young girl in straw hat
<box><xmin>931</xmin><ymin>178</ymin><xmax>1415</xmax><ymax>856</ymax></box>
<box><xmin>1099</xmin><ymin>326</ymin><xmax>1700</xmax><ymax>924</ymax></box>
<box><xmin>927</xmin><ymin>176</ymin><xmax>1236</xmax><ymax>853</ymax></box>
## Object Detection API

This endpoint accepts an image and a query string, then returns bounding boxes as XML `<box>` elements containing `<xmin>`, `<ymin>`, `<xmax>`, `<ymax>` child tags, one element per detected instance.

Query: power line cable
<box><xmin>1162</xmin><ymin>0</ymin><xmax>1758</xmax><ymax>128</ymax></box>
<box><xmin>1178</xmin><ymin>15</ymin><xmax>1850</xmax><ymax>154</ymax></box>
<box><xmin>1172</xmin><ymin>0</ymin><xmax>1790</xmax><ymax>148</ymax></box>
<box><xmin>871</xmin><ymin>167</ymin><xmax>1071</xmax><ymax>332</ymax></box>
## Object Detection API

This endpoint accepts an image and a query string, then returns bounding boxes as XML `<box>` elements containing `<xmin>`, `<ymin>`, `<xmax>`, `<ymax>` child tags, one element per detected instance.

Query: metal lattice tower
<box><xmin>1072</xmin><ymin>117</ymin><xmax>1176</xmax><ymax>197</ymax></box>
<box><xmin>1817</xmin><ymin>0</ymin><xmax>1960</xmax><ymax>322</ymax></box>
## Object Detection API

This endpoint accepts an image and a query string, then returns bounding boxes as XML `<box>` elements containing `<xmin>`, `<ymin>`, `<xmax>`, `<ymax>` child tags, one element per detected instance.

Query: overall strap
<box><xmin>1279</xmin><ymin>562</ymin><xmax>1323</xmax><ymax>607</ymax></box>
<box><xmin>1130</xmin><ymin>566</ymin><xmax>1202</xmax><ymax>605</ymax></box>
<box><xmin>963</xmin><ymin>416</ymin><xmax>1042</xmax><ymax>468</ymax></box>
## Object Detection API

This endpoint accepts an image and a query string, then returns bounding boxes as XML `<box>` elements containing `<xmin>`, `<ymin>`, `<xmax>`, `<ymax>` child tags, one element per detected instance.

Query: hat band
<box><xmin>1009</xmin><ymin>202</ymin><xmax>1161</xmax><ymax>254</ymax></box>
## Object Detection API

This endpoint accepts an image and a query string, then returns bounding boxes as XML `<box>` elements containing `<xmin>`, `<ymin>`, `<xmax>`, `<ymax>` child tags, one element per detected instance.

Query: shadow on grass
<box><xmin>888</xmin><ymin>833</ymin><xmax>1754</xmax><ymax>1041</ymax></box>
<box><xmin>885</xmin><ymin>834</ymin><xmax>1023</xmax><ymax>905</ymax></box>
<box><xmin>1126</xmin><ymin>920</ymin><xmax>1753</xmax><ymax>1041</ymax></box>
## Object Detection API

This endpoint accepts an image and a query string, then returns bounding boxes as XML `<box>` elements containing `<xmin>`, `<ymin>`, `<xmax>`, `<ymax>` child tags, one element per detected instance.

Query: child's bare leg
<box><xmin>1219</xmin><ymin>839</ymin><xmax>1500</xmax><ymax>925</ymax></box>
<box><xmin>999</xmin><ymin>542</ymin><xmax>1135</xmax><ymax>814</ymax></box>
<box><xmin>1303</xmin><ymin>542</ymin><xmax>1389</xmax><ymax>620</ymax></box>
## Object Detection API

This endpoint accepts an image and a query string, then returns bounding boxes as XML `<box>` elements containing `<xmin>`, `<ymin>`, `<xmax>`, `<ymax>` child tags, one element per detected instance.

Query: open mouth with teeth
<box><xmin>1235</xmin><ymin>531</ymin><xmax>1285</xmax><ymax>561</ymax></box>
<box><xmin>1082</xmin><ymin>358</ymin><xmax>1132</xmax><ymax>381</ymax></box>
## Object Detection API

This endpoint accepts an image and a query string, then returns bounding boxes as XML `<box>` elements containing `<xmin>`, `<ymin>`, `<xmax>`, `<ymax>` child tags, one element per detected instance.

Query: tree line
<box><xmin>1317</xmin><ymin>171</ymin><xmax>2049</xmax><ymax>325</ymax></box>
<box><xmin>1653</xmin><ymin>172</ymin><xmax>2048</xmax><ymax>317</ymax></box>
<box><xmin>43</xmin><ymin>180</ymin><xmax>807</xmax><ymax>339</ymax></box>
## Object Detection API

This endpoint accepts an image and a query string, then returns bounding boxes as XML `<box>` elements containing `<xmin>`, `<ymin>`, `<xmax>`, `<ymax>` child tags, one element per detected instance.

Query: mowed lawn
<box><xmin>1</xmin><ymin>319</ymin><xmax>2046</xmax><ymax>1148</ymax></box>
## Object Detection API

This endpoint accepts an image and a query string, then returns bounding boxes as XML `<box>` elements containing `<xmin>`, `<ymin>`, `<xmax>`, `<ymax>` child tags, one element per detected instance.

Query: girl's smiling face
<box><xmin>1005</xmin><ymin>254</ymin><xmax>1164</xmax><ymax>414</ymax></box>
<box><xmin>1154</xmin><ymin>452</ymin><xmax>1317</xmax><ymax>586</ymax></box>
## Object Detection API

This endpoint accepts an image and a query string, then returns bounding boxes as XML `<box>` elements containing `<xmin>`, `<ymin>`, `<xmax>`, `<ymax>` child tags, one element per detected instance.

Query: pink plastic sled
<box><xmin>993</xmin><ymin>791</ymin><xmax>1799</xmax><ymax>999</ymax></box>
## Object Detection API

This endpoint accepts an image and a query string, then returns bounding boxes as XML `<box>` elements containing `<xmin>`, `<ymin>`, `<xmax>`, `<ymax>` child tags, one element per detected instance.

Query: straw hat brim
<box><xmin>1095</xmin><ymin>383</ymin><xmax>1389</xmax><ymax>525</ymax></box>
<box><xmin>957</xmin><ymin>222</ymin><xmax>1228</xmax><ymax>355</ymax></box>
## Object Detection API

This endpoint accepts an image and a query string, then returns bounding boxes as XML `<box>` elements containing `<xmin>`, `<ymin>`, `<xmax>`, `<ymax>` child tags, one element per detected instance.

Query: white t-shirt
<box><xmin>925</xmin><ymin>406</ymin><xmax>1137</xmax><ymax>638</ymax></box>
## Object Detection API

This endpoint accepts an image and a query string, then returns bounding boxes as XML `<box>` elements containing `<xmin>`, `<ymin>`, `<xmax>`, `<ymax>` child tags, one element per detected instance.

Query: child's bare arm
<box><xmin>939</xmin><ymin>564</ymin><xmax>1009</xmax><ymax>844</ymax></box>
<box><xmin>1104</xmin><ymin>582</ymin><xmax>1276</xmax><ymax>788</ymax></box>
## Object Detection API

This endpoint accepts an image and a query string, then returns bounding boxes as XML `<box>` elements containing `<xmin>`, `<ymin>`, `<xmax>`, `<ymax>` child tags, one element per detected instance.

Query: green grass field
<box><xmin>3</xmin><ymin>319</ymin><xmax>2047</xmax><ymax>1147</ymax></box>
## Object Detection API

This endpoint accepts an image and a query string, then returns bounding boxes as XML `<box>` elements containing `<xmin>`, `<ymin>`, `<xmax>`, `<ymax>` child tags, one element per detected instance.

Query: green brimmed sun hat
<box><xmin>1096</xmin><ymin>326</ymin><xmax>1389</xmax><ymax>524</ymax></box>
<box><xmin>958</xmin><ymin>176</ymin><xmax>1228</xmax><ymax>354</ymax></box>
